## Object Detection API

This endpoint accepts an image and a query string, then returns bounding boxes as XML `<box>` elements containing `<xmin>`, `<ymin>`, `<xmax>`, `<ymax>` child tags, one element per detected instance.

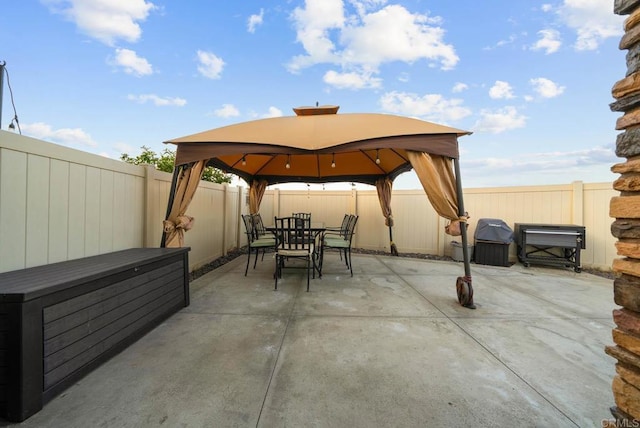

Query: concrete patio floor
<box><xmin>9</xmin><ymin>253</ymin><xmax>617</xmax><ymax>427</ymax></box>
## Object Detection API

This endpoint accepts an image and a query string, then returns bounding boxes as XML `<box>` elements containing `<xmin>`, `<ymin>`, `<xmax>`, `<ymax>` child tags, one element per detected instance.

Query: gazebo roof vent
<box><xmin>293</xmin><ymin>105</ymin><xmax>340</xmax><ymax>116</ymax></box>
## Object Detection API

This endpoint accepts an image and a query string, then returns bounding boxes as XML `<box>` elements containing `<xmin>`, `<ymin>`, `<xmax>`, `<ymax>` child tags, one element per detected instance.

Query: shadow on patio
<box><xmin>11</xmin><ymin>253</ymin><xmax>615</xmax><ymax>427</ymax></box>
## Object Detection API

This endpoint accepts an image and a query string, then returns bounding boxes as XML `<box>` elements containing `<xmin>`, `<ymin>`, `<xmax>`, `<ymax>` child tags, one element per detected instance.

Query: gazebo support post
<box><xmin>160</xmin><ymin>165</ymin><xmax>182</xmax><ymax>248</ymax></box>
<box><xmin>388</xmin><ymin>225</ymin><xmax>398</xmax><ymax>256</ymax></box>
<box><xmin>453</xmin><ymin>157</ymin><xmax>475</xmax><ymax>309</ymax></box>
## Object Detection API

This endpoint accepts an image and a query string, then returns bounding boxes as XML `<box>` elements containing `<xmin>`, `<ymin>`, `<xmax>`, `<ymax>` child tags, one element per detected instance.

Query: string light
<box><xmin>241</xmin><ymin>155</ymin><xmax>246</xmax><ymax>166</ymax></box>
<box><xmin>375</xmin><ymin>149</ymin><xmax>380</xmax><ymax>164</ymax></box>
<box><xmin>286</xmin><ymin>154</ymin><xmax>291</xmax><ymax>169</ymax></box>
<box><xmin>331</xmin><ymin>153</ymin><xmax>336</xmax><ymax>168</ymax></box>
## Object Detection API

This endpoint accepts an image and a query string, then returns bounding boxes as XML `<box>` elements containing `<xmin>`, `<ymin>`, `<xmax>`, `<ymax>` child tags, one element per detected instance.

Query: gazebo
<box><xmin>162</xmin><ymin>106</ymin><xmax>475</xmax><ymax>308</ymax></box>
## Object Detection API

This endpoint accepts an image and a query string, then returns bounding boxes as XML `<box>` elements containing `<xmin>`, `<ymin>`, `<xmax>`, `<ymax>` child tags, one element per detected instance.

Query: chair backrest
<box><xmin>292</xmin><ymin>212</ymin><xmax>311</xmax><ymax>220</ymax></box>
<box><xmin>251</xmin><ymin>213</ymin><xmax>267</xmax><ymax>237</ymax></box>
<box><xmin>339</xmin><ymin>214</ymin><xmax>352</xmax><ymax>237</ymax></box>
<box><xmin>345</xmin><ymin>215</ymin><xmax>359</xmax><ymax>243</ymax></box>
<box><xmin>275</xmin><ymin>216</ymin><xmax>312</xmax><ymax>250</ymax></box>
<box><xmin>241</xmin><ymin>214</ymin><xmax>256</xmax><ymax>243</ymax></box>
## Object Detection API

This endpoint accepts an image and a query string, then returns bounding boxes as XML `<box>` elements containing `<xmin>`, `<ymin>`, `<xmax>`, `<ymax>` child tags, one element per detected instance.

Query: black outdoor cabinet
<box><xmin>0</xmin><ymin>247</ymin><xmax>190</xmax><ymax>422</ymax></box>
<box><xmin>474</xmin><ymin>218</ymin><xmax>514</xmax><ymax>267</ymax></box>
<box><xmin>514</xmin><ymin>223</ymin><xmax>585</xmax><ymax>272</ymax></box>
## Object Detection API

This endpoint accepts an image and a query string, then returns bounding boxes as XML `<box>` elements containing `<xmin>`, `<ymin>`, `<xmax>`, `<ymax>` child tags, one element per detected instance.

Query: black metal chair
<box><xmin>274</xmin><ymin>216</ymin><xmax>315</xmax><ymax>291</ymax></box>
<box><xmin>251</xmin><ymin>213</ymin><xmax>269</xmax><ymax>238</ymax></box>
<box><xmin>323</xmin><ymin>215</ymin><xmax>358</xmax><ymax>276</ymax></box>
<box><xmin>324</xmin><ymin>214</ymin><xmax>352</xmax><ymax>238</ymax></box>
<box><xmin>289</xmin><ymin>213</ymin><xmax>312</xmax><ymax>244</ymax></box>
<box><xmin>292</xmin><ymin>212</ymin><xmax>311</xmax><ymax>220</ymax></box>
<box><xmin>241</xmin><ymin>214</ymin><xmax>276</xmax><ymax>276</ymax></box>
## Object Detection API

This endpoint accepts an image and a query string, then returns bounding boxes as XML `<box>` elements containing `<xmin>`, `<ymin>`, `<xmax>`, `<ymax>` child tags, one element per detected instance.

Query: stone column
<box><xmin>607</xmin><ymin>0</ymin><xmax>640</xmax><ymax>424</ymax></box>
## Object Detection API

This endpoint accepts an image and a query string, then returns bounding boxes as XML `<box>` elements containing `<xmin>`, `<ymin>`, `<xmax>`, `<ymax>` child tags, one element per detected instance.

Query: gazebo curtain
<box><xmin>249</xmin><ymin>179</ymin><xmax>268</xmax><ymax>214</ymax></box>
<box><xmin>163</xmin><ymin>160</ymin><xmax>207</xmax><ymax>247</ymax></box>
<box><xmin>375</xmin><ymin>177</ymin><xmax>394</xmax><ymax>227</ymax></box>
<box><xmin>406</xmin><ymin>150</ymin><xmax>460</xmax><ymax>221</ymax></box>
<box><xmin>375</xmin><ymin>177</ymin><xmax>399</xmax><ymax>255</ymax></box>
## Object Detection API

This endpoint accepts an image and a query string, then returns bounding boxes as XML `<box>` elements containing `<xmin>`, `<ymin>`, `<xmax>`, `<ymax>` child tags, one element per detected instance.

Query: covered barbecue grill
<box><xmin>514</xmin><ymin>223</ymin><xmax>586</xmax><ymax>272</ymax></box>
<box><xmin>474</xmin><ymin>218</ymin><xmax>514</xmax><ymax>267</ymax></box>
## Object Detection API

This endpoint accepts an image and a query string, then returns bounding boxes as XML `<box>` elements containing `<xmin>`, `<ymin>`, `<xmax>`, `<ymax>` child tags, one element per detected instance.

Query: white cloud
<box><xmin>262</xmin><ymin>106</ymin><xmax>283</xmax><ymax>118</ymax></box>
<box><xmin>340</xmin><ymin>5</ymin><xmax>458</xmax><ymax>69</ymax></box>
<box><xmin>43</xmin><ymin>0</ymin><xmax>156</xmax><ymax>46</ymax></box>
<box><xmin>474</xmin><ymin>106</ymin><xmax>526</xmax><ymax>133</ymax></box>
<box><xmin>397</xmin><ymin>72</ymin><xmax>409</xmax><ymax>83</ymax></box>
<box><xmin>111</xmin><ymin>48</ymin><xmax>153</xmax><ymax>76</ymax></box>
<box><xmin>214</xmin><ymin>104</ymin><xmax>240</xmax><ymax>118</ymax></box>
<box><xmin>197</xmin><ymin>50</ymin><xmax>225</xmax><ymax>79</ymax></box>
<box><xmin>541</xmin><ymin>4</ymin><xmax>553</xmax><ymax>12</ymax></box>
<box><xmin>127</xmin><ymin>94</ymin><xmax>187</xmax><ymax>106</ymax></box>
<box><xmin>288</xmin><ymin>0</ymin><xmax>345</xmax><ymax>71</ymax></box>
<box><xmin>248</xmin><ymin>8</ymin><xmax>264</xmax><ymax>33</ymax></box>
<box><xmin>530</xmin><ymin>77</ymin><xmax>565</xmax><ymax>98</ymax></box>
<box><xmin>288</xmin><ymin>1</ymin><xmax>458</xmax><ymax>79</ymax></box>
<box><xmin>531</xmin><ymin>29</ymin><xmax>562</xmax><ymax>54</ymax></box>
<box><xmin>463</xmin><ymin>144</ymin><xmax>617</xmax><ymax>176</ymax></box>
<box><xmin>483</xmin><ymin>34</ymin><xmax>518</xmax><ymax>51</ymax></box>
<box><xmin>489</xmin><ymin>81</ymin><xmax>515</xmax><ymax>99</ymax></box>
<box><xmin>557</xmin><ymin>0</ymin><xmax>624</xmax><ymax>50</ymax></box>
<box><xmin>452</xmin><ymin>82</ymin><xmax>468</xmax><ymax>93</ymax></box>
<box><xmin>379</xmin><ymin>91</ymin><xmax>472</xmax><ymax>123</ymax></box>
<box><xmin>323</xmin><ymin>69</ymin><xmax>382</xmax><ymax>89</ymax></box>
<box><xmin>113</xmin><ymin>142</ymin><xmax>136</xmax><ymax>155</ymax></box>
<box><xmin>349</xmin><ymin>0</ymin><xmax>389</xmax><ymax>16</ymax></box>
<box><xmin>21</xmin><ymin>122</ymin><xmax>98</xmax><ymax>147</ymax></box>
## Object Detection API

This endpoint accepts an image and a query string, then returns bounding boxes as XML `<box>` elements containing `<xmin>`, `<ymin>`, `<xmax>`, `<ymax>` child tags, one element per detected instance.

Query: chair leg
<box><xmin>306</xmin><ymin>257</ymin><xmax>310</xmax><ymax>292</ymax></box>
<box><xmin>254</xmin><ymin>248</ymin><xmax>260</xmax><ymax>269</ymax></box>
<box><xmin>274</xmin><ymin>255</ymin><xmax>279</xmax><ymax>290</ymax></box>
<box><xmin>245</xmin><ymin>246</ymin><xmax>251</xmax><ymax>276</ymax></box>
<box><xmin>343</xmin><ymin>249</ymin><xmax>349</xmax><ymax>268</ymax></box>
<box><xmin>347</xmin><ymin>248</ymin><xmax>353</xmax><ymax>277</ymax></box>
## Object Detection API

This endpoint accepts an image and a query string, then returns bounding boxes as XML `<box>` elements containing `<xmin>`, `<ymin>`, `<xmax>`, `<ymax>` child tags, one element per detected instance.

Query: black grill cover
<box><xmin>475</xmin><ymin>218</ymin><xmax>514</xmax><ymax>243</ymax></box>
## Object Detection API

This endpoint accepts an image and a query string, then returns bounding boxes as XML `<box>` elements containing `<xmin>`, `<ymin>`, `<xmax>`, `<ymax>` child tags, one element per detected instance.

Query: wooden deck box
<box><xmin>0</xmin><ymin>247</ymin><xmax>190</xmax><ymax>422</ymax></box>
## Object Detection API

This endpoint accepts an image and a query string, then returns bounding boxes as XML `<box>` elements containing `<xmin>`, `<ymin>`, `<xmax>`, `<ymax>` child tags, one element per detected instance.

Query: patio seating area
<box><xmin>12</xmin><ymin>252</ymin><xmax>616</xmax><ymax>427</ymax></box>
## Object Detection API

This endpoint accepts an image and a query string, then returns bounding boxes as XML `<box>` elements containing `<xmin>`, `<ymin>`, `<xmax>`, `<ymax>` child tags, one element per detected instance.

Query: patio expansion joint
<box><xmin>290</xmin><ymin>313</ymin><xmax>449</xmax><ymax>320</ymax></box>
<box><xmin>255</xmin><ymin>278</ymin><xmax>303</xmax><ymax>427</ymax></box>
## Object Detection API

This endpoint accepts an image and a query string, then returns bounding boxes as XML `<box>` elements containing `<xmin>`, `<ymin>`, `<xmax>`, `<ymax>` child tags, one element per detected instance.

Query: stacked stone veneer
<box><xmin>607</xmin><ymin>0</ymin><xmax>640</xmax><ymax>423</ymax></box>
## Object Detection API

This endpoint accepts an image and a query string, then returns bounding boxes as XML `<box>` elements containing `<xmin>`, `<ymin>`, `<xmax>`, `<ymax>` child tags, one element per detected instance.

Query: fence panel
<box><xmin>389</xmin><ymin>190</ymin><xmax>442</xmax><ymax>254</ymax></box>
<box><xmin>583</xmin><ymin>183</ymin><xmax>618</xmax><ymax>270</ymax></box>
<box><xmin>0</xmin><ymin>132</ymin><xmax>146</xmax><ymax>273</ymax></box>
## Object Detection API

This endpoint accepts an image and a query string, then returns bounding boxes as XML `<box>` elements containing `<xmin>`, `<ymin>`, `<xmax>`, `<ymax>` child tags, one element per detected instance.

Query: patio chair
<box><xmin>323</xmin><ymin>215</ymin><xmax>358</xmax><ymax>277</ymax></box>
<box><xmin>251</xmin><ymin>213</ymin><xmax>270</xmax><ymax>238</ymax></box>
<box><xmin>289</xmin><ymin>213</ymin><xmax>312</xmax><ymax>244</ymax></box>
<box><xmin>292</xmin><ymin>212</ymin><xmax>311</xmax><ymax>220</ymax></box>
<box><xmin>274</xmin><ymin>216</ymin><xmax>316</xmax><ymax>291</ymax></box>
<box><xmin>241</xmin><ymin>214</ymin><xmax>276</xmax><ymax>276</ymax></box>
<box><xmin>324</xmin><ymin>213</ymin><xmax>352</xmax><ymax>238</ymax></box>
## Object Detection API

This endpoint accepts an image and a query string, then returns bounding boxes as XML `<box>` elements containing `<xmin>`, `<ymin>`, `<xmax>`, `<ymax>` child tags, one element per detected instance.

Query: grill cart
<box><xmin>514</xmin><ymin>223</ymin><xmax>586</xmax><ymax>273</ymax></box>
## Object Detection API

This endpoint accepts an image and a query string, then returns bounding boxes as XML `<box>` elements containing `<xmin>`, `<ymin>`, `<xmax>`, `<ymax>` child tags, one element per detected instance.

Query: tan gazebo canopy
<box><xmin>169</xmin><ymin>105</ymin><xmax>469</xmax><ymax>185</ymax></box>
<box><xmin>162</xmin><ymin>105</ymin><xmax>476</xmax><ymax>308</ymax></box>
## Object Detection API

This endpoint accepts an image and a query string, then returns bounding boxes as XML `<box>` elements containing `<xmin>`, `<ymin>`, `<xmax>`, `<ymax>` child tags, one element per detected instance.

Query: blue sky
<box><xmin>0</xmin><ymin>0</ymin><xmax>627</xmax><ymax>189</ymax></box>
